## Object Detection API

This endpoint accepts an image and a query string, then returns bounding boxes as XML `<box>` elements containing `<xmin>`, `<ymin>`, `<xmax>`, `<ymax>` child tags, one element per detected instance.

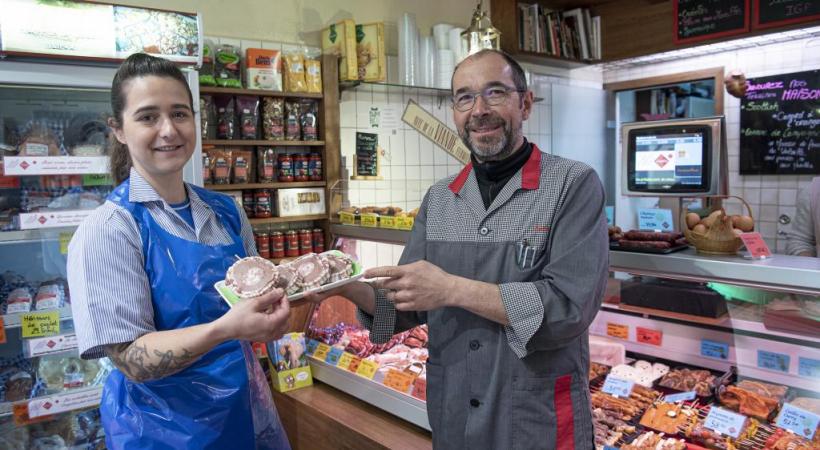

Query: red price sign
<box><xmin>411</xmin><ymin>377</ymin><xmax>427</xmax><ymax>401</ymax></box>
<box><xmin>636</xmin><ymin>327</ymin><xmax>662</xmax><ymax>346</ymax></box>
<box><xmin>740</xmin><ymin>232</ymin><xmax>772</xmax><ymax>258</ymax></box>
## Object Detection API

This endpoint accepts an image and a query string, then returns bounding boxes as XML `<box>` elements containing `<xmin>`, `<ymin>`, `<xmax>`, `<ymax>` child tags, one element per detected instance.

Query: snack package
<box><xmin>245</xmin><ymin>48</ymin><xmax>282</xmax><ymax>91</ymax></box>
<box><xmin>64</xmin><ymin>115</ymin><xmax>108</xmax><ymax>156</ymax></box>
<box><xmin>283</xmin><ymin>52</ymin><xmax>307</xmax><ymax>93</ymax></box>
<box><xmin>34</xmin><ymin>280</ymin><xmax>67</xmax><ymax>311</ymax></box>
<box><xmin>257</xmin><ymin>147</ymin><xmax>277</xmax><ymax>182</ymax></box>
<box><xmin>232</xmin><ymin>149</ymin><xmax>253</xmax><ymax>184</ymax></box>
<box><xmin>19</xmin><ymin>124</ymin><xmax>60</xmax><ymax>156</ymax></box>
<box><xmin>202</xmin><ymin>147</ymin><xmax>213</xmax><ymax>184</ymax></box>
<box><xmin>267</xmin><ymin>332</ymin><xmax>313</xmax><ymax>393</ymax></box>
<box><xmin>235</xmin><ymin>96</ymin><xmax>260</xmax><ymax>140</ymax></box>
<box><xmin>304</xmin><ymin>49</ymin><xmax>322</xmax><ymax>93</ymax></box>
<box><xmin>210</xmin><ymin>148</ymin><xmax>233</xmax><ymax>185</ymax></box>
<box><xmin>215</xmin><ymin>44</ymin><xmax>242</xmax><ymax>88</ymax></box>
<box><xmin>299</xmin><ymin>99</ymin><xmax>319</xmax><ymax>141</ymax></box>
<box><xmin>5</xmin><ymin>286</ymin><xmax>33</xmax><ymax>314</ymax></box>
<box><xmin>262</xmin><ymin>98</ymin><xmax>285</xmax><ymax>140</ymax></box>
<box><xmin>284</xmin><ymin>100</ymin><xmax>302</xmax><ymax>141</ymax></box>
<box><xmin>200</xmin><ymin>95</ymin><xmax>216</xmax><ymax>140</ymax></box>
<box><xmin>37</xmin><ymin>356</ymin><xmax>101</xmax><ymax>393</ymax></box>
<box><xmin>215</xmin><ymin>96</ymin><xmax>236</xmax><ymax>140</ymax></box>
<box><xmin>355</xmin><ymin>23</ymin><xmax>387</xmax><ymax>82</ymax></box>
<box><xmin>199</xmin><ymin>39</ymin><xmax>217</xmax><ymax>86</ymax></box>
<box><xmin>321</xmin><ymin>19</ymin><xmax>357</xmax><ymax>81</ymax></box>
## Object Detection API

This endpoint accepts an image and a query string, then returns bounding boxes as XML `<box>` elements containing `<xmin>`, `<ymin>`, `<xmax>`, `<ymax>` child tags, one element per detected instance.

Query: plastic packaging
<box><xmin>215</xmin><ymin>44</ymin><xmax>242</xmax><ymax>88</ymax></box>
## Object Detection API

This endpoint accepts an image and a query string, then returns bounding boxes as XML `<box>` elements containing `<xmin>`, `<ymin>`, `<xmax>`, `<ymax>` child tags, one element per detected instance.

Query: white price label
<box><xmin>3</xmin><ymin>156</ymin><xmax>109</xmax><ymax>175</ymax></box>
<box><xmin>19</xmin><ymin>210</ymin><xmax>93</xmax><ymax>230</ymax></box>
<box><xmin>28</xmin><ymin>387</ymin><xmax>102</xmax><ymax>418</ymax></box>
<box><xmin>26</xmin><ymin>334</ymin><xmax>78</xmax><ymax>357</ymax></box>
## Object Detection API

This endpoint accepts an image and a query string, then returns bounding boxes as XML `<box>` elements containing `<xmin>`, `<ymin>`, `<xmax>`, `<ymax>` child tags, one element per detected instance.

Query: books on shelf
<box><xmin>517</xmin><ymin>3</ymin><xmax>601</xmax><ymax>61</ymax></box>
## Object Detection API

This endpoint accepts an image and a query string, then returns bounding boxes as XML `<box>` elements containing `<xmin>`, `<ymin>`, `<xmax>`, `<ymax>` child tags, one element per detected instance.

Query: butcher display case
<box><xmin>311</xmin><ymin>227</ymin><xmax>820</xmax><ymax>449</ymax></box>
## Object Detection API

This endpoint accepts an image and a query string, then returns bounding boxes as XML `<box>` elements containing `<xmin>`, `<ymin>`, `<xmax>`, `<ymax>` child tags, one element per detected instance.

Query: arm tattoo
<box><xmin>105</xmin><ymin>342</ymin><xmax>200</xmax><ymax>383</ymax></box>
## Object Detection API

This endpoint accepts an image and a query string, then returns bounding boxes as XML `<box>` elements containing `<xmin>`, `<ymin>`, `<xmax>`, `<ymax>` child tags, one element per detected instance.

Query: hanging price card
<box><xmin>606</xmin><ymin>322</ymin><xmax>629</xmax><ymax>340</ymax></box>
<box><xmin>397</xmin><ymin>216</ymin><xmax>414</xmax><ymax>230</ymax></box>
<box><xmin>799</xmin><ymin>357</ymin><xmax>820</xmax><ymax>379</ymax></box>
<box><xmin>356</xmin><ymin>359</ymin><xmax>379</xmax><ymax>379</ymax></box>
<box><xmin>601</xmin><ymin>376</ymin><xmax>635</xmax><ymax>398</ymax></box>
<box><xmin>312</xmin><ymin>343</ymin><xmax>331</xmax><ymax>361</ymax></box>
<box><xmin>379</xmin><ymin>216</ymin><xmax>397</xmax><ymax>229</ymax></box>
<box><xmin>305</xmin><ymin>339</ymin><xmax>319</xmax><ymax>356</ymax></box>
<box><xmin>411</xmin><ymin>377</ymin><xmax>427</xmax><ymax>401</ymax></box>
<box><xmin>665</xmin><ymin>391</ymin><xmax>697</xmax><ymax>403</ymax></box>
<box><xmin>21</xmin><ymin>311</ymin><xmax>60</xmax><ymax>338</ymax></box>
<box><xmin>339</xmin><ymin>212</ymin><xmax>356</xmax><ymax>225</ymax></box>
<box><xmin>347</xmin><ymin>356</ymin><xmax>363</xmax><ymax>373</ymax></box>
<box><xmin>740</xmin><ymin>232</ymin><xmax>772</xmax><ymax>258</ymax></box>
<box><xmin>704</xmin><ymin>407</ymin><xmax>747</xmax><ymax>438</ymax></box>
<box><xmin>701</xmin><ymin>339</ymin><xmax>729</xmax><ymax>360</ymax></box>
<box><xmin>28</xmin><ymin>388</ymin><xmax>103</xmax><ymax>418</ymax></box>
<box><xmin>383</xmin><ymin>369</ymin><xmax>415</xmax><ymax>393</ymax></box>
<box><xmin>337</xmin><ymin>352</ymin><xmax>355</xmax><ymax>370</ymax></box>
<box><xmin>360</xmin><ymin>213</ymin><xmax>378</xmax><ymax>228</ymax></box>
<box><xmin>326</xmin><ymin>347</ymin><xmax>344</xmax><ymax>366</ymax></box>
<box><xmin>636</xmin><ymin>327</ymin><xmax>662</xmax><ymax>346</ymax></box>
<box><xmin>757</xmin><ymin>350</ymin><xmax>790</xmax><ymax>373</ymax></box>
<box><xmin>776</xmin><ymin>403</ymin><xmax>820</xmax><ymax>440</ymax></box>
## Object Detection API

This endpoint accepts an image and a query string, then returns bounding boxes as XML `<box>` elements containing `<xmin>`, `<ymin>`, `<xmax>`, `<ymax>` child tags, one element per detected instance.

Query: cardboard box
<box><xmin>322</xmin><ymin>19</ymin><xmax>358</xmax><ymax>81</ymax></box>
<box><xmin>355</xmin><ymin>22</ymin><xmax>386</xmax><ymax>82</ymax></box>
<box><xmin>267</xmin><ymin>333</ymin><xmax>313</xmax><ymax>393</ymax></box>
<box><xmin>276</xmin><ymin>187</ymin><xmax>325</xmax><ymax>217</ymax></box>
<box><xmin>245</xmin><ymin>48</ymin><xmax>282</xmax><ymax>91</ymax></box>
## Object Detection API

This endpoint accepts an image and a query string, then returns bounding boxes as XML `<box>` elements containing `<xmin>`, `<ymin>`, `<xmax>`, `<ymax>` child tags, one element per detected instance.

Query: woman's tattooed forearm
<box><xmin>105</xmin><ymin>342</ymin><xmax>199</xmax><ymax>382</ymax></box>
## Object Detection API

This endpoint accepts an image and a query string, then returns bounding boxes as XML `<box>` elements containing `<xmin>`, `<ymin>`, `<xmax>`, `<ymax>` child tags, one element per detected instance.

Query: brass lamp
<box><xmin>460</xmin><ymin>0</ymin><xmax>501</xmax><ymax>56</ymax></box>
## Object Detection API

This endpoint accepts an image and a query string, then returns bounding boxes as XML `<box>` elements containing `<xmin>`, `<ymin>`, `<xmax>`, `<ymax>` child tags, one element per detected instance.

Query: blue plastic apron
<box><xmin>101</xmin><ymin>179</ymin><xmax>290</xmax><ymax>450</ymax></box>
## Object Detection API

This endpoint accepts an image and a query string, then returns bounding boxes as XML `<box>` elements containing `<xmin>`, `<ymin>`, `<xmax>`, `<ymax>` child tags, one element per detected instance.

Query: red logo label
<box><xmin>534</xmin><ymin>225</ymin><xmax>550</xmax><ymax>233</ymax></box>
<box><xmin>20</xmin><ymin>161</ymin><xmax>30</xmax><ymax>170</ymax></box>
<box><xmin>655</xmin><ymin>155</ymin><xmax>669</xmax><ymax>168</ymax></box>
<box><xmin>47</xmin><ymin>340</ymin><xmax>56</xmax><ymax>348</ymax></box>
<box><xmin>38</xmin><ymin>216</ymin><xmax>47</xmax><ymax>224</ymax></box>
<box><xmin>42</xmin><ymin>402</ymin><xmax>52</xmax><ymax>410</ymax></box>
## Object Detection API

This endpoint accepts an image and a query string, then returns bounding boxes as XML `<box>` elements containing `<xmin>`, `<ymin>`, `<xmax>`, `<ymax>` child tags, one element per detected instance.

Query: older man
<box><xmin>317</xmin><ymin>49</ymin><xmax>608</xmax><ymax>449</ymax></box>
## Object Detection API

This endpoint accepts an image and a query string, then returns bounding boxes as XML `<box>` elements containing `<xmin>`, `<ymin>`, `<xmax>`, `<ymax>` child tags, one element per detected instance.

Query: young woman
<box><xmin>67</xmin><ymin>53</ymin><xmax>291</xmax><ymax>449</ymax></box>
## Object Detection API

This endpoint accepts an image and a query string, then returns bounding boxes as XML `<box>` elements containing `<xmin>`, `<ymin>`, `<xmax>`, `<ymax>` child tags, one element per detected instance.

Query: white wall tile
<box><xmin>759</xmin><ymin>221</ymin><xmax>777</xmax><ymax>239</ymax></box>
<box><xmin>419</xmin><ymin>139</ymin><xmax>435</xmax><ymax>165</ymax></box>
<box><xmin>405</xmin><ymin>131</ymin><xmax>420</xmax><ymax>165</ymax></box>
<box><xmin>759</xmin><ymin>204</ymin><xmax>778</xmax><ymax>222</ymax></box>
<box><xmin>760</xmin><ymin>188</ymin><xmax>778</xmax><ymax>205</ymax></box>
<box><xmin>778</xmin><ymin>189</ymin><xmax>797</xmax><ymax>206</ymax></box>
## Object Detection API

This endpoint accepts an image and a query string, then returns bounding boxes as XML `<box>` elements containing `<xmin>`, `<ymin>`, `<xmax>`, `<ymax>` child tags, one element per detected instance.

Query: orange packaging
<box><xmin>245</xmin><ymin>48</ymin><xmax>283</xmax><ymax>91</ymax></box>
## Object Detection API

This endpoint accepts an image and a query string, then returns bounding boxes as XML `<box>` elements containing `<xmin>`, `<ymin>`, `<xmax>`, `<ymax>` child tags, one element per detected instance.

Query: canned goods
<box><xmin>256</xmin><ymin>232</ymin><xmax>270</xmax><ymax>258</ymax></box>
<box><xmin>271</xmin><ymin>232</ymin><xmax>285</xmax><ymax>259</ymax></box>
<box><xmin>308</xmin><ymin>153</ymin><xmax>323</xmax><ymax>181</ymax></box>
<box><xmin>285</xmin><ymin>230</ymin><xmax>300</xmax><ymax>257</ymax></box>
<box><xmin>299</xmin><ymin>229</ymin><xmax>313</xmax><ymax>255</ymax></box>
<box><xmin>278</xmin><ymin>154</ymin><xmax>294</xmax><ymax>182</ymax></box>
<box><xmin>293</xmin><ymin>154</ymin><xmax>309</xmax><ymax>182</ymax></box>
<box><xmin>254</xmin><ymin>189</ymin><xmax>273</xmax><ymax>218</ymax></box>
<box><xmin>312</xmin><ymin>228</ymin><xmax>325</xmax><ymax>253</ymax></box>
<box><xmin>242</xmin><ymin>190</ymin><xmax>255</xmax><ymax>218</ymax></box>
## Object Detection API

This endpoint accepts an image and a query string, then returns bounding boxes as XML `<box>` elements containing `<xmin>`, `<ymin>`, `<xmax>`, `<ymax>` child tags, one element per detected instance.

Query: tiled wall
<box><xmin>605</xmin><ymin>36</ymin><xmax>820</xmax><ymax>252</ymax></box>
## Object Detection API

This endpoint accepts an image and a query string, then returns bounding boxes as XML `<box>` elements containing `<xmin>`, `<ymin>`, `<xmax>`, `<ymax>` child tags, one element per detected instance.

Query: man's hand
<box><xmin>365</xmin><ymin>261</ymin><xmax>456</xmax><ymax>311</ymax></box>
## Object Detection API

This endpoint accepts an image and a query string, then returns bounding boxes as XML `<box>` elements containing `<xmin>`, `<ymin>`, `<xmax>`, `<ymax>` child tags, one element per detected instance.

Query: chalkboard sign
<box><xmin>753</xmin><ymin>0</ymin><xmax>820</xmax><ymax>30</ymax></box>
<box><xmin>353</xmin><ymin>132</ymin><xmax>381</xmax><ymax>179</ymax></box>
<box><xmin>740</xmin><ymin>69</ymin><xmax>820</xmax><ymax>175</ymax></box>
<box><xmin>674</xmin><ymin>0</ymin><xmax>750</xmax><ymax>44</ymax></box>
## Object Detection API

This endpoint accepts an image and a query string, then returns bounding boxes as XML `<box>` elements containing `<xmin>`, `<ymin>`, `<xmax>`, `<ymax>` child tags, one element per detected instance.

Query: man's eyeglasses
<box><xmin>452</xmin><ymin>85</ymin><xmax>527</xmax><ymax>112</ymax></box>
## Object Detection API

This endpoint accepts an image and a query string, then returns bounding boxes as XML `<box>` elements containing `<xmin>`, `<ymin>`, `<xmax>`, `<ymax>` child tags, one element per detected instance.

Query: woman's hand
<box><xmin>213</xmin><ymin>288</ymin><xmax>291</xmax><ymax>342</ymax></box>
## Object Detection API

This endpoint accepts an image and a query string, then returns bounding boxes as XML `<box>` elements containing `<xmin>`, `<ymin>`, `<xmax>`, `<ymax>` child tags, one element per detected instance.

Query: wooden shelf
<box><xmin>200</xmin><ymin>86</ymin><xmax>323</xmax><ymax>99</ymax></box>
<box><xmin>202</xmin><ymin>140</ymin><xmax>324</xmax><ymax>147</ymax></box>
<box><xmin>249</xmin><ymin>214</ymin><xmax>328</xmax><ymax>225</ymax></box>
<box><xmin>205</xmin><ymin>181</ymin><xmax>326</xmax><ymax>191</ymax></box>
<box><xmin>514</xmin><ymin>51</ymin><xmax>594</xmax><ymax>69</ymax></box>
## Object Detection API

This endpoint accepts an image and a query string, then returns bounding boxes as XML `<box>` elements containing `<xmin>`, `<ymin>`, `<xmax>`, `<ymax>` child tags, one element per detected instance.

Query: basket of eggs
<box><xmin>682</xmin><ymin>196</ymin><xmax>755</xmax><ymax>255</ymax></box>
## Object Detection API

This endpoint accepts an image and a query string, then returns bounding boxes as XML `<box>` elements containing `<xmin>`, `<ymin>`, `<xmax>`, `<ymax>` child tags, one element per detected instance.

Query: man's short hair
<box><xmin>451</xmin><ymin>49</ymin><xmax>528</xmax><ymax>93</ymax></box>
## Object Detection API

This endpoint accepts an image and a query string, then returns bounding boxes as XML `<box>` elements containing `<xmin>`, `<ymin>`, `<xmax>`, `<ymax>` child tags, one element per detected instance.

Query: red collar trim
<box><xmin>448</xmin><ymin>144</ymin><xmax>543</xmax><ymax>194</ymax></box>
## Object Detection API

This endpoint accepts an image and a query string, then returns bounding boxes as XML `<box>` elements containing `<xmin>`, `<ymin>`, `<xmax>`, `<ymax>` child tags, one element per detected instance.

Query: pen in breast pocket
<box><xmin>516</xmin><ymin>239</ymin><xmax>537</xmax><ymax>269</ymax></box>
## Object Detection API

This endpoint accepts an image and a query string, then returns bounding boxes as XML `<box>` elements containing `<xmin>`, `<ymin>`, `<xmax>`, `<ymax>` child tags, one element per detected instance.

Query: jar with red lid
<box><xmin>298</xmin><ymin>229</ymin><xmax>313</xmax><ymax>255</ymax></box>
<box><xmin>255</xmin><ymin>232</ymin><xmax>270</xmax><ymax>258</ymax></box>
<box><xmin>308</xmin><ymin>153</ymin><xmax>323</xmax><ymax>181</ymax></box>
<box><xmin>254</xmin><ymin>189</ymin><xmax>273</xmax><ymax>218</ymax></box>
<box><xmin>285</xmin><ymin>230</ymin><xmax>300</xmax><ymax>257</ymax></box>
<box><xmin>242</xmin><ymin>190</ymin><xmax>255</xmax><ymax>218</ymax></box>
<box><xmin>278</xmin><ymin>153</ymin><xmax>294</xmax><ymax>182</ymax></box>
<box><xmin>312</xmin><ymin>228</ymin><xmax>325</xmax><ymax>253</ymax></box>
<box><xmin>270</xmin><ymin>232</ymin><xmax>285</xmax><ymax>259</ymax></box>
<box><xmin>293</xmin><ymin>154</ymin><xmax>309</xmax><ymax>182</ymax></box>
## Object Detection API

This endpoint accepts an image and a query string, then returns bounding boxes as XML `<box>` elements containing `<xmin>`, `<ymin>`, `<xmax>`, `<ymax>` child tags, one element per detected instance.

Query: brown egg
<box><xmin>735</xmin><ymin>215</ymin><xmax>754</xmax><ymax>232</ymax></box>
<box><xmin>693</xmin><ymin>223</ymin><xmax>707</xmax><ymax>235</ymax></box>
<box><xmin>686</xmin><ymin>212</ymin><xmax>701</xmax><ymax>229</ymax></box>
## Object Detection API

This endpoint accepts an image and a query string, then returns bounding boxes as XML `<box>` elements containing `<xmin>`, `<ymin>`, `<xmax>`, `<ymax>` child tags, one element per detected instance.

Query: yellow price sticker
<box><xmin>383</xmin><ymin>369</ymin><xmax>415</xmax><ymax>392</ymax></box>
<box><xmin>59</xmin><ymin>232</ymin><xmax>73</xmax><ymax>255</ymax></box>
<box><xmin>346</xmin><ymin>356</ymin><xmax>363</xmax><ymax>373</ymax></box>
<box><xmin>379</xmin><ymin>216</ymin><xmax>397</xmax><ymax>229</ymax></box>
<box><xmin>398</xmin><ymin>216</ymin><xmax>414</xmax><ymax>230</ymax></box>
<box><xmin>356</xmin><ymin>359</ymin><xmax>379</xmax><ymax>379</ymax></box>
<box><xmin>337</xmin><ymin>352</ymin><xmax>355</xmax><ymax>370</ymax></box>
<box><xmin>606</xmin><ymin>322</ymin><xmax>629</xmax><ymax>340</ymax></box>
<box><xmin>21</xmin><ymin>311</ymin><xmax>60</xmax><ymax>338</ymax></box>
<box><xmin>360</xmin><ymin>213</ymin><xmax>378</xmax><ymax>228</ymax></box>
<box><xmin>312</xmin><ymin>343</ymin><xmax>331</xmax><ymax>361</ymax></box>
<box><xmin>339</xmin><ymin>212</ymin><xmax>356</xmax><ymax>225</ymax></box>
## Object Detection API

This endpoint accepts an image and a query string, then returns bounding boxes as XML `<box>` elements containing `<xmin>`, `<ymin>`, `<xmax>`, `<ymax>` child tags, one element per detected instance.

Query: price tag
<box><xmin>339</xmin><ymin>212</ymin><xmax>355</xmax><ymax>225</ymax></box>
<box><xmin>356</xmin><ymin>359</ymin><xmax>379</xmax><ymax>379</ymax></box>
<box><xmin>776</xmin><ymin>403</ymin><xmax>820</xmax><ymax>440</ymax></box>
<box><xmin>28</xmin><ymin>388</ymin><xmax>103</xmax><ymax>418</ymax></box>
<box><xmin>21</xmin><ymin>311</ymin><xmax>60</xmax><ymax>338</ymax></box>
<box><xmin>606</xmin><ymin>322</ymin><xmax>629</xmax><ymax>340</ymax></box>
<box><xmin>337</xmin><ymin>352</ymin><xmax>355</xmax><ymax>370</ymax></box>
<box><xmin>700</xmin><ymin>339</ymin><xmax>729</xmax><ymax>360</ymax></box>
<box><xmin>636</xmin><ymin>327</ymin><xmax>662</xmax><ymax>346</ymax></box>
<box><xmin>360</xmin><ymin>213</ymin><xmax>378</xmax><ymax>228</ymax></box>
<box><xmin>638</xmin><ymin>208</ymin><xmax>674</xmax><ymax>232</ymax></box>
<box><xmin>379</xmin><ymin>216</ymin><xmax>397</xmax><ymax>229</ymax></box>
<box><xmin>411</xmin><ymin>377</ymin><xmax>427</xmax><ymax>401</ymax></box>
<box><xmin>665</xmin><ymin>391</ymin><xmax>697</xmax><ymax>403</ymax></box>
<box><xmin>0</xmin><ymin>317</ymin><xmax>5</xmax><ymax>344</ymax></box>
<box><xmin>740</xmin><ymin>232</ymin><xmax>772</xmax><ymax>258</ymax></box>
<box><xmin>398</xmin><ymin>216</ymin><xmax>414</xmax><ymax>230</ymax></box>
<box><xmin>601</xmin><ymin>376</ymin><xmax>635</xmax><ymax>398</ymax></box>
<box><xmin>757</xmin><ymin>350</ymin><xmax>790</xmax><ymax>373</ymax></box>
<box><xmin>326</xmin><ymin>347</ymin><xmax>344</xmax><ymax>366</ymax></box>
<box><xmin>704</xmin><ymin>407</ymin><xmax>747</xmax><ymax>438</ymax></box>
<box><xmin>346</xmin><ymin>355</ymin><xmax>363</xmax><ymax>373</ymax></box>
<box><xmin>799</xmin><ymin>357</ymin><xmax>820</xmax><ymax>379</ymax></box>
<box><xmin>26</xmin><ymin>334</ymin><xmax>77</xmax><ymax>357</ymax></box>
<box><xmin>312</xmin><ymin>343</ymin><xmax>331</xmax><ymax>361</ymax></box>
<box><xmin>383</xmin><ymin>369</ymin><xmax>415</xmax><ymax>393</ymax></box>
<box><xmin>305</xmin><ymin>339</ymin><xmax>319</xmax><ymax>356</ymax></box>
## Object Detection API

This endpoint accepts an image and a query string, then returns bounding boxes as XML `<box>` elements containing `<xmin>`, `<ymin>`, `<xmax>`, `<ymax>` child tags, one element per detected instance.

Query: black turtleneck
<box><xmin>471</xmin><ymin>139</ymin><xmax>533</xmax><ymax>209</ymax></box>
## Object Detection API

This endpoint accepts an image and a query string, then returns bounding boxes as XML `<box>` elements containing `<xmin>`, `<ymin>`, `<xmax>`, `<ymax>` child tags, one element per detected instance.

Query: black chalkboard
<box><xmin>740</xmin><ymin>69</ymin><xmax>820</xmax><ymax>175</ymax></box>
<box><xmin>674</xmin><ymin>0</ymin><xmax>750</xmax><ymax>44</ymax></box>
<box><xmin>754</xmin><ymin>0</ymin><xmax>820</xmax><ymax>30</ymax></box>
<box><xmin>354</xmin><ymin>132</ymin><xmax>380</xmax><ymax>178</ymax></box>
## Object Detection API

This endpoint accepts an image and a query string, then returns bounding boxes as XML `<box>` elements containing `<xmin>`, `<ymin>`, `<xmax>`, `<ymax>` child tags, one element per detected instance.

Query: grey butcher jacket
<box><xmin>358</xmin><ymin>146</ymin><xmax>609</xmax><ymax>450</ymax></box>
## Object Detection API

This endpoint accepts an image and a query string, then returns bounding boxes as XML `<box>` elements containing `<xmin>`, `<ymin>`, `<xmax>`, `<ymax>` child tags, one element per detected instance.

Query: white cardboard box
<box><xmin>276</xmin><ymin>188</ymin><xmax>325</xmax><ymax>217</ymax></box>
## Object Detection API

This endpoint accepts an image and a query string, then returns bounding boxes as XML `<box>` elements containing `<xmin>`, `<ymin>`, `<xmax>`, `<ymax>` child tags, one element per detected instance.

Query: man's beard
<box><xmin>458</xmin><ymin>114</ymin><xmax>520</xmax><ymax>162</ymax></box>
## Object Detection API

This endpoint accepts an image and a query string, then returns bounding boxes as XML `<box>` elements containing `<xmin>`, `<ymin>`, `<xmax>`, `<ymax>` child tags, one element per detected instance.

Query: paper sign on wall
<box><xmin>402</xmin><ymin>99</ymin><xmax>471</xmax><ymax>164</ymax></box>
<box><xmin>638</xmin><ymin>208</ymin><xmax>674</xmax><ymax>232</ymax></box>
<box><xmin>21</xmin><ymin>311</ymin><xmax>60</xmax><ymax>338</ymax></box>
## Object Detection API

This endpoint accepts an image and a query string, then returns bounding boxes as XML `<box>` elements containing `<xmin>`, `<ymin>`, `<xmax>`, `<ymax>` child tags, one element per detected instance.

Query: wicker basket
<box><xmin>681</xmin><ymin>195</ymin><xmax>754</xmax><ymax>255</ymax></box>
